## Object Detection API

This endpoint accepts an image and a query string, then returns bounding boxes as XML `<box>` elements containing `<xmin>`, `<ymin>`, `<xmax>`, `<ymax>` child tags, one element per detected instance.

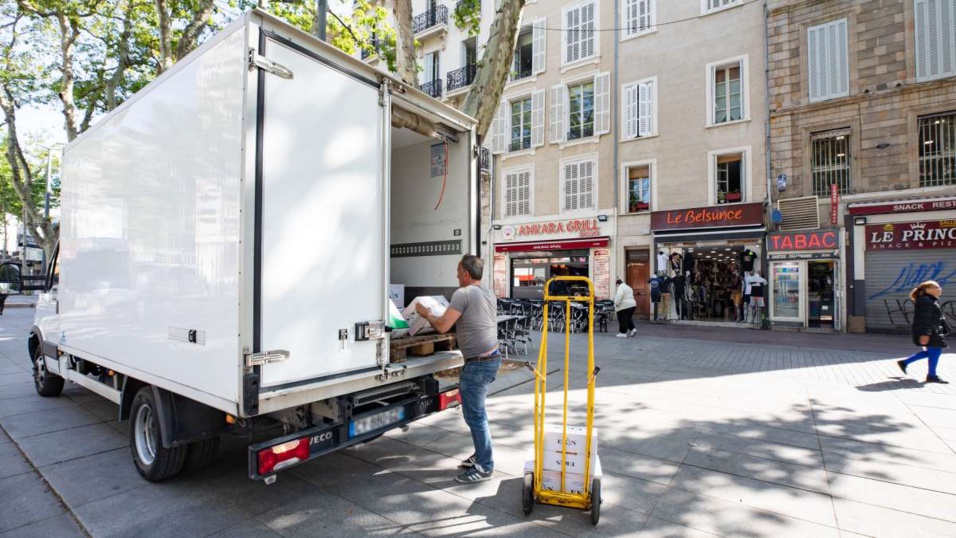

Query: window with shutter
<box><xmin>531</xmin><ymin>90</ymin><xmax>545</xmax><ymax>147</ymax></box>
<box><xmin>561</xmin><ymin>157</ymin><xmax>597</xmax><ymax>212</ymax></box>
<box><xmin>490</xmin><ymin>102</ymin><xmax>508</xmax><ymax>155</ymax></box>
<box><xmin>915</xmin><ymin>0</ymin><xmax>956</xmax><ymax>82</ymax></box>
<box><xmin>622</xmin><ymin>79</ymin><xmax>655</xmax><ymax>139</ymax></box>
<box><xmin>512</xmin><ymin>25</ymin><xmax>534</xmax><ymax>81</ymax></box>
<box><xmin>702</xmin><ymin>0</ymin><xmax>741</xmax><ymax>15</ymax></box>
<box><xmin>808</xmin><ymin>19</ymin><xmax>849</xmax><ymax>102</ymax></box>
<box><xmin>550</xmin><ymin>85</ymin><xmax>566</xmax><ymax>143</ymax></box>
<box><xmin>504</xmin><ymin>168</ymin><xmax>533</xmax><ymax>217</ymax></box>
<box><xmin>563</xmin><ymin>1</ymin><xmax>597</xmax><ymax>65</ymax></box>
<box><xmin>532</xmin><ymin>19</ymin><xmax>547</xmax><ymax>75</ymax></box>
<box><xmin>509</xmin><ymin>97</ymin><xmax>533</xmax><ymax>152</ymax></box>
<box><xmin>625</xmin><ymin>0</ymin><xmax>654</xmax><ymax>37</ymax></box>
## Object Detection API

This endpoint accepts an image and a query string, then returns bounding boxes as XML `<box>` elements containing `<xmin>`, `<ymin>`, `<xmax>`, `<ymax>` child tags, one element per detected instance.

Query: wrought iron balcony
<box><xmin>421</xmin><ymin>79</ymin><xmax>443</xmax><ymax>98</ymax></box>
<box><xmin>480</xmin><ymin>147</ymin><xmax>490</xmax><ymax>172</ymax></box>
<box><xmin>446</xmin><ymin>65</ymin><xmax>476</xmax><ymax>92</ymax></box>
<box><xmin>413</xmin><ymin>5</ymin><xmax>448</xmax><ymax>34</ymax></box>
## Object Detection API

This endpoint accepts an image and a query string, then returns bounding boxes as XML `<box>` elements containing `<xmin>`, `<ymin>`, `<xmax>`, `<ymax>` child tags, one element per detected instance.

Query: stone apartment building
<box><xmin>767</xmin><ymin>0</ymin><xmax>956</xmax><ymax>333</ymax></box>
<box><xmin>616</xmin><ymin>0</ymin><xmax>769</xmax><ymax>322</ymax></box>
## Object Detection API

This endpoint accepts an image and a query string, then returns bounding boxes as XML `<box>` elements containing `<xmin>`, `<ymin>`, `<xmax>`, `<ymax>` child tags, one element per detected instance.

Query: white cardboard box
<box><xmin>540</xmin><ymin>470</ymin><xmax>586</xmax><ymax>495</ymax></box>
<box><xmin>541</xmin><ymin>424</ymin><xmax>598</xmax><ymax>473</ymax></box>
<box><xmin>401</xmin><ymin>296</ymin><xmax>450</xmax><ymax>336</ymax></box>
<box><xmin>389</xmin><ymin>284</ymin><xmax>405</xmax><ymax>309</ymax></box>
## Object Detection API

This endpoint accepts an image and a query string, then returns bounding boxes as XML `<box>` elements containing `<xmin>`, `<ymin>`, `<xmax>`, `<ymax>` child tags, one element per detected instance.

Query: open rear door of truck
<box><xmin>254</xmin><ymin>29</ymin><xmax>387</xmax><ymax>388</ymax></box>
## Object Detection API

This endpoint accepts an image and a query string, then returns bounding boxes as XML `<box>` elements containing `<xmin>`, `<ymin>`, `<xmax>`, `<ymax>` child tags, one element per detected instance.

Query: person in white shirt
<box><xmin>745</xmin><ymin>270</ymin><xmax>768</xmax><ymax>323</ymax></box>
<box><xmin>614</xmin><ymin>278</ymin><xmax>637</xmax><ymax>337</ymax></box>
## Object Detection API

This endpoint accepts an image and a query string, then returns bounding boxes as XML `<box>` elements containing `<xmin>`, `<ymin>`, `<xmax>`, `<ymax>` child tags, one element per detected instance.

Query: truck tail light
<box><xmin>439</xmin><ymin>389</ymin><xmax>460</xmax><ymax>410</ymax></box>
<box><xmin>257</xmin><ymin>438</ymin><xmax>309</xmax><ymax>476</ymax></box>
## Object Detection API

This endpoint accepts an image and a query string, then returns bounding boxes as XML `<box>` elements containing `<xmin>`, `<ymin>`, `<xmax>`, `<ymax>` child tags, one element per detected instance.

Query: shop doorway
<box><xmin>808</xmin><ymin>261</ymin><xmax>836</xmax><ymax>328</ymax></box>
<box><xmin>626</xmin><ymin>250</ymin><xmax>650</xmax><ymax>319</ymax></box>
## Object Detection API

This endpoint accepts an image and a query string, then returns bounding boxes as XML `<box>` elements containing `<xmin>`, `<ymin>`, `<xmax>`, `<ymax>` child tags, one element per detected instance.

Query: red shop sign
<box><xmin>767</xmin><ymin>230</ymin><xmax>838</xmax><ymax>251</ymax></box>
<box><xmin>866</xmin><ymin>220</ymin><xmax>956</xmax><ymax>250</ymax></box>
<box><xmin>830</xmin><ymin>184</ymin><xmax>839</xmax><ymax>225</ymax></box>
<box><xmin>849</xmin><ymin>197</ymin><xmax>956</xmax><ymax>216</ymax></box>
<box><xmin>651</xmin><ymin>203</ymin><xmax>764</xmax><ymax>231</ymax></box>
<box><xmin>495</xmin><ymin>237</ymin><xmax>609</xmax><ymax>253</ymax></box>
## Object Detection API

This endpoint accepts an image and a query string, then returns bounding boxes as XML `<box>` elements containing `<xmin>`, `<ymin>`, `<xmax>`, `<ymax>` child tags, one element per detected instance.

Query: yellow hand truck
<box><xmin>521</xmin><ymin>276</ymin><xmax>602</xmax><ymax>525</ymax></box>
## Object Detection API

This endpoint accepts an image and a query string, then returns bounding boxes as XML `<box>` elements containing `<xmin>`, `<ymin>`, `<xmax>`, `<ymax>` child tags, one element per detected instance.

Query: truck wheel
<box><xmin>130</xmin><ymin>387</ymin><xmax>186</xmax><ymax>481</ymax></box>
<box><xmin>32</xmin><ymin>347</ymin><xmax>64</xmax><ymax>397</ymax></box>
<box><xmin>183</xmin><ymin>436</ymin><xmax>220</xmax><ymax>472</ymax></box>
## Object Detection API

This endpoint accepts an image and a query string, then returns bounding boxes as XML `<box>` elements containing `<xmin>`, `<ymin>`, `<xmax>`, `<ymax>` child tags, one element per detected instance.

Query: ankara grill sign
<box><xmin>651</xmin><ymin>203</ymin><xmax>764</xmax><ymax>231</ymax></box>
<box><xmin>866</xmin><ymin>220</ymin><xmax>956</xmax><ymax>250</ymax></box>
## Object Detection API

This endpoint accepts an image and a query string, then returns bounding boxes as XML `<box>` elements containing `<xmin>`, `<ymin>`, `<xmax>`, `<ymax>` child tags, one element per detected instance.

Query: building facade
<box><xmin>768</xmin><ymin>0</ymin><xmax>956</xmax><ymax>332</ymax></box>
<box><xmin>616</xmin><ymin>0</ymin><xmax>770</xmax><ymax>322</ymax></box>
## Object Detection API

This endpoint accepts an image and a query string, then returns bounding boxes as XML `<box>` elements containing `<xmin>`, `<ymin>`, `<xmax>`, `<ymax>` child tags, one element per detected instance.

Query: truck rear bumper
<box><xmin>249</xmin><ymin>385</ymin><xmax>461</xmax><ymax>480</ymax></box>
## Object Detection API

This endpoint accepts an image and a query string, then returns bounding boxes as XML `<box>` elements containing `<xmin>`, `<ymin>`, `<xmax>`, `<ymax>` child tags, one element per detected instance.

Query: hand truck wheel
<box><xmin>522</xmin><ymin>472</ymin><xmax>534</xmax><ymax>515</ymax></box>
<box><xmin>590</xmin><ymin>477</ymin><xmax>601</xmax><ymax>526</ymax></box>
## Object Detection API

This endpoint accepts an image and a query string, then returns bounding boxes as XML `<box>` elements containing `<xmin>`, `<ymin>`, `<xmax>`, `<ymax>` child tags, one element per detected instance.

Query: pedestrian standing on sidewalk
<box><xmin>614</xmin><ymin>278</ymin><xmax>637</xmax><ymax>337</ymax></box>
<box><xmin>897</xmin><ymin>280</ymin><xmax>949</xmax><ymax>384</ymax></box>
<box><xmin>415</xmin><ymin>254</ymin><xmax>503</xmax><ymax>481</ymax></box>
<box><xmin>648</xmin><ymin>272</ymin><xmax>663</xmax><ymax>321</ymax></box>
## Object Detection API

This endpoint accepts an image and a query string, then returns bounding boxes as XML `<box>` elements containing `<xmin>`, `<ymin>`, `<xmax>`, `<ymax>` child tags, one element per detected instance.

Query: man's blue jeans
<box><xmin>459</xmin><ymin>357</ymin><xmax>501</xmax><ymax>472</ymax></box>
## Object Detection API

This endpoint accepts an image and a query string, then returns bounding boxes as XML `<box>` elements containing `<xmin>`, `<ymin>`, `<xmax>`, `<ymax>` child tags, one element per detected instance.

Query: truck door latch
<box><xmin>245</xmin><ymin>349</ymin><xmax>290</xmax><ymax>367</ymax></box>
<box><xmin>248</xmin><ymin>49</ymin><xmax>294</xmax><ymax>79</ymax></box>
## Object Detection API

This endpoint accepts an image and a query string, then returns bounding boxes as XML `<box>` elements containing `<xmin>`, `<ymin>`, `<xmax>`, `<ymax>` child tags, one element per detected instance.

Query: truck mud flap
<box><xmin>248</xmin><ymin>386</ymin><xmax>460</xmax><ymax>480</ymax></box>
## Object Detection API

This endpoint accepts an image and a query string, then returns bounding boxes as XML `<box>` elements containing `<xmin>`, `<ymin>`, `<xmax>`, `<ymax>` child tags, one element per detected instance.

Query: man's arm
<box><xmin>416</xmin><ymin>304</ymin><xmax>462</xmax><ymax>334</ymax></box>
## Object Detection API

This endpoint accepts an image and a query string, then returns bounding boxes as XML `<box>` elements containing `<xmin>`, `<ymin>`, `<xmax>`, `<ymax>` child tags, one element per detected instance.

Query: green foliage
<box><xmin>452</xmin><ymin>0</ymin><xmax>481</xmax><ymax>37</ymax></box>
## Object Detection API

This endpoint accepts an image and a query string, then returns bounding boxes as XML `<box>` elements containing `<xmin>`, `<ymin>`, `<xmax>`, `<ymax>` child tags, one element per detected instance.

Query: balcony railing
<box><xmin>421</xmin><ymin>79</ymin><xmax>443</xmax><ymax>98</ymax></box>
<box><xmin>413</xmin><ymin>5</ymin><xmax>448</xmax><ymax>34</ymax></box>
<box><xmin>446</xmin><ymin>65</ymin><xmax>476</xmax><ymax>92</ymax></box>
<box><xmin>480</xmin><ymin>147</ymin><xmax>490</xmax><ymax>172</ymax></box>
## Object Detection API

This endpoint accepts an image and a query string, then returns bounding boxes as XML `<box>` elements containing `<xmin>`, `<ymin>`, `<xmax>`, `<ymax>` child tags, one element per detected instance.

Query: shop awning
<box><xmin>495</xmin><ymin>237</ymin><xmax>609</xmax><ymax>253</ymax></box>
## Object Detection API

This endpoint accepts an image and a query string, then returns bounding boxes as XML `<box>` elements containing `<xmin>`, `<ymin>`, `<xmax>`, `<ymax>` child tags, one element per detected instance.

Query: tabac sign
<box><xmin>767</xmin><ymin>231</ymin><xmax>838</xmax><ymax>251</ymax></box>
<box><xmin>866</xmin><ymin>220</ymin><xmax>956</xmax><ymax>250</ymax></box>
<box><xmin>651</xmin><ymin>203</ymin><xmax>764</xmax><ymax>231</ymax></box>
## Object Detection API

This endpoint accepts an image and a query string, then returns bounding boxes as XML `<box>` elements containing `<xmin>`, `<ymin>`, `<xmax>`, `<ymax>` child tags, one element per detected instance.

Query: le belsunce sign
<box><xmin>866</xmin><ymin>220</ymin><xmax>956</xmax><ymax>250</ymax></box>
<box><xmin>767</xmin><ymin>230</ymin><xmax>838</xmax><ymax>251</ymax></box>
<box><xmin>651</xmin><ymin>203</ymin><xmax>764</xmax><ymax>232</ymax></box>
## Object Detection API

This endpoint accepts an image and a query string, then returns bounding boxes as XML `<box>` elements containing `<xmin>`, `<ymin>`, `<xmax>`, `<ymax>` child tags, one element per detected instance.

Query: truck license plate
<box><xmin>349</xmin><ymin>407</ymin><xmax>405</xmax><ymax>438</ymax></box>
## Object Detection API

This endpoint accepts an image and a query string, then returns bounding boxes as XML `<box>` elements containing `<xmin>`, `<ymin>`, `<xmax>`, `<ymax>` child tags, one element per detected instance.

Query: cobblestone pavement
<box><xmin>1</xmin><ymin>307</ymin><xmax>954</xmax><ymax>537</ymax></box>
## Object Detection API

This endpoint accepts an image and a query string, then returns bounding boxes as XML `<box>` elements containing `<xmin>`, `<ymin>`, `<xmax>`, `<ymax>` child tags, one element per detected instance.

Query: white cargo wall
<box><xmin>58</xmin><ymin>26</ymin><xmax>247</xmax><ymax>408</ymax></box>
<box><xmin>390</xmin><ymin>131</ymin><xmax>474</xmax><ymax>296</ymax></box>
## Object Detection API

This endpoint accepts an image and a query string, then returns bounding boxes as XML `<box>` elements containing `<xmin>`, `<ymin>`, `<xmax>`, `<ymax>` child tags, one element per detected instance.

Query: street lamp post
<box><xmin>38</xmin><ymin>143</ymin><xmax>63</xmax><ymax>274</ymax></box>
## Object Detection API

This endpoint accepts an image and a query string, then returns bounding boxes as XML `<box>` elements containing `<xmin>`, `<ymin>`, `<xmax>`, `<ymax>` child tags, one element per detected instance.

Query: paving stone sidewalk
<box><xmin>1</xmin><ymin>307</ymin><xmax>954</xmax><ymax>537</ymax></box>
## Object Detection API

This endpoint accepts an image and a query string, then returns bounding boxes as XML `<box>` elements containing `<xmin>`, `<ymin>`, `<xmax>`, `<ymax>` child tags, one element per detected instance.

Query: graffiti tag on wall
<box><xmin>868</xmin><ymin>261</ymin><xmax>956</xmax><ymax>300</ymax></box>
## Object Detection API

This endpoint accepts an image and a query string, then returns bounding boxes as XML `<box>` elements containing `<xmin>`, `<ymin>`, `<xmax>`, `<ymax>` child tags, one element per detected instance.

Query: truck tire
<box><xmin>130</xmin><ymin>387</ymin><xmax>186</xmax><ymax>481</ymax></box>
<box><xmin>32</xmin><ymin>347</ymin><xmax>64</xmax><ymax>397</ymax></box>
<box><xmin>183</xmin><ymin>436</ymin><xmax>220</xmax><ymax>472</ymax></box>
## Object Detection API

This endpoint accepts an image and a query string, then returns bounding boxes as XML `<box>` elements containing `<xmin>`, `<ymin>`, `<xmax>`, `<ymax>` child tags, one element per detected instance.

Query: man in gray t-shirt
<box><xmin>415</xmin><ymin>254</ymin><xmax>501</xmax><ymax>483</ymax></box>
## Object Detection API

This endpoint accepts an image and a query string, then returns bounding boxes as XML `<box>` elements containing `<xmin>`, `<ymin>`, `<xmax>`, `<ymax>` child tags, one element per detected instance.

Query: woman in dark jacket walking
<box><xmin>897</xmin><ymin>280</ymin><xmax>949</xmax><ymax>384</ymax></box>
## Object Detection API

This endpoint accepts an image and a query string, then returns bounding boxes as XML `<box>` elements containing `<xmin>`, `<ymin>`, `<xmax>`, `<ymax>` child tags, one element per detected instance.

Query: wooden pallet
<box><xmin>390</xmin><ymin>333</ymin><xmax>457</xmax><ymax>362</ymax></box>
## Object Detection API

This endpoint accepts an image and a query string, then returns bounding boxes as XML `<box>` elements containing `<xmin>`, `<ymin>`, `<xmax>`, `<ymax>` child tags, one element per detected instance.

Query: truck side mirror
<box><xmin>0</xmin><ymin>262</ymin><xmax>23</xmax><ymax>295</ymax></box>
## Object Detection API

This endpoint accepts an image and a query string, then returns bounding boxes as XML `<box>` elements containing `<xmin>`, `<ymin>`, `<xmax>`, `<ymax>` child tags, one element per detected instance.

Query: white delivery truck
<box><xmin>13</xmin><ymin>10</ymin><xmax>480</xmax><ymax>483</ymax></box>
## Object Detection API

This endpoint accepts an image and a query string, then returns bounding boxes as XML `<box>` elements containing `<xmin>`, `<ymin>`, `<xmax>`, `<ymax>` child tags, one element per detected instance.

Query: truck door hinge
<box><xmin>249</xmin><ymin>49</ymin><xmax>294</xmax><ymax>79</ymax></box>
<box><xmin>473</xmin><ymin>145</ymin><xmax>480</xmax><ymax>158</ymax></box>
<box><xmin>245</xmin><ymin>349</ymin><xmax>290</xmax><ymax>368</ymax></box>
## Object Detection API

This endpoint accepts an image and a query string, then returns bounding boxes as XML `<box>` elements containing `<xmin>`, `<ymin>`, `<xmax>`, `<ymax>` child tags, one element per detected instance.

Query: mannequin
<box><xmin>682</xmin><ymin>251</ymin><xmax>696</xmax><ymax>277</ymax></box>
<box><xmin>739</xmin><ymin>249</ymin><xmax>757</xmax><ymax>272</ymax></box>
<box><xmin>746</xmin><ymin>270</ymin><xmax>768</xmax><ymax>323</ymax></box>
<box><xmin>657</xmin><ymin>250</ymin><xmax>669</xmax><ymax>274</ymax></box>
<box><xmin>648</xmin><ymin>271</ymin><xmax>664</xmax><ymax>321</ymax></box>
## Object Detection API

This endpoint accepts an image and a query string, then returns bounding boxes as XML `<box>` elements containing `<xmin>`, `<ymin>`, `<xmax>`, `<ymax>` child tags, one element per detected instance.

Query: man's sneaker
<box><xmin>628</xmin><ymin>328</ymin><xmax>637</xmax><ymax>337</ymax></box>
<box><xmin>926</xmin><ymin>375</ymin><xmax>950</xmax><ymax>384</ymax></box>
<box><xmin>460</xmin><ymin>454</ymin><xmax>477</xmax><ymax>468</ymax></box>
<box><xmin>455</xmin><ymin>465</ymin><xmax>493</xmax><ymax>483</ymax></box>
<box><xmin>616</xmin><ymin>333</ymin><xmax>627</xmax><ymax>338</ymax></box>
<box><xmin>897</xmin><ymin>360</ymin><xmax>908</xmax><ymax>374</ymax></box>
